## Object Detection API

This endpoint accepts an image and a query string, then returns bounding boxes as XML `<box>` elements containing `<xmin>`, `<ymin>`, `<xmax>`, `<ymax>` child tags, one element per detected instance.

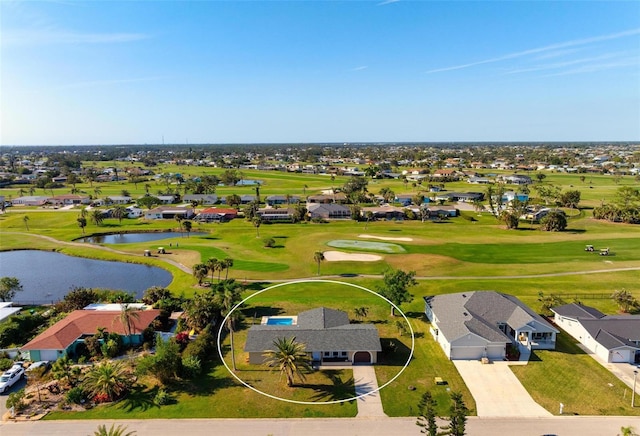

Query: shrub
<box><xmin>65</xmin><ymin>386</ymin><xmax>86</xmax><ymax>404</ymax></box>
<box><xmin>182</xmin><ymin>326</ymin><xmax>216</xmax><ymax>362</ymax></box>
<box><xmin>6</xmin><ymin>388</ymin><xmax>26</xmax><ymax>412</ymax></box>
<box><xmin>181</xmin><ymin>355</ymin><xmax>202</xmax><ymax>379</ymax></box>
<box><xmin>153</xmin><ymin>388</ymin><xmax>170</xmax><ymax>406</ymax></box>
<box><xmin>263</xmin><ymin>237</ymin><xmax>276</xmax><ymax>248</ymax></box>
<box><xmin>0</xmin><ymin>358</ymin><xmax>14</xmax><ymax>371</ymax></box>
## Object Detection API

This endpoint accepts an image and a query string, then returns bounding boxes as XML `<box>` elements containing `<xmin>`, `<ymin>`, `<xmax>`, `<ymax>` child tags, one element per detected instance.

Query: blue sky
<box><xmin>1</xmin><ymin>0</ymin><xmax>639</xmax><ymax>145</ymax></box>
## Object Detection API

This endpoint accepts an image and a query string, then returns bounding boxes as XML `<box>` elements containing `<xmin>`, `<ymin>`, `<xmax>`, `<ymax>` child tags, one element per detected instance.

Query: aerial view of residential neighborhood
<box><xmin>1</xmin><ymin>1</ymin><xmax>639</xmax><ymax>436</ymax></box>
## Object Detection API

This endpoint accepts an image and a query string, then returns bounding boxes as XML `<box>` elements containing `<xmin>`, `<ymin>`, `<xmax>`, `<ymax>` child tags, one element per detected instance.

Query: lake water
<box><xmin>80</xmin><ymin>231</ymin><xmax>206</xmax><ymax>244</ymax></box>
<box><xmin>0</xmin><ymin>250</ymin><xmax>172</xmax><ymax>304</ymax></box>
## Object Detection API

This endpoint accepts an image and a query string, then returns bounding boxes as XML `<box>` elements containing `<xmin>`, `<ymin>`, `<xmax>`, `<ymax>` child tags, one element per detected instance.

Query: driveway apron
<box><xmin>352</xmin><ymin>365</ymin><xmax>387</xmax><ymax>417</ymax></box>
<box><xmin>453</xmin><ymin>360</ymin><xmax>552</xmax><ymax>417</ymax></box>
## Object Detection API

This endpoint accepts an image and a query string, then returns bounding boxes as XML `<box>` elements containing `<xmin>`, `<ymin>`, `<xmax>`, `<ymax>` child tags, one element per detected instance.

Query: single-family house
<box><xmin>552</xmin><ymin>303</ymin><xmax>640</xmax><ymax>364</ymax></box>
<box><xmin>244</xmin><ymin>307</ymin><xmax>381</xmax><ymax>365</ymax></box>
<box><xmin>49</xmin><ymin>194</ymin><xmax>91</xmax><ymax>206</ymax></box>
<box><xmin>106</xmin><ymin>195</ymin><xmax>132</xmax><ymax>205</ymax></box>
<box><xmin>307</xmin><ymin>203</ymin><xmax>351</xmax><ymax>220</ymax></box>
<box><xmin>144</xmin><ymin>206</ymin><xmax>194</xmax><ymax>220</ymax></box>
<box><xmin>257</xmin><ymin>207</ymin><xmax>295</xmax><ymax>222</ymax></box>
<box><xmin>265</xmin><ymin>195</ymin><xmax>300</xmax><ymax>207</ymax></box>
<box><xmin>424</xmin><ymin>291</ymin><xmax>558</xmax><ymax>360</ymax></box>
<box><xmin>425</xmin><ymin>206</ymin><xmax>459</xmax><ymax>218</ymax></box>
<box><xmin>196</xmin><ymin>207</ymin><xmax>238</xmax><ymax>222</ymax></box>
<box><xmin>21</xmin><ymin>308</ymin><xmax>160</xmax><ymax>361</ymax></box>
<box><xmin>11</xmin><ymin>196</ymin><xmax>49</xmax><ymax>206</ymax></box>
<box><xmin>306</xmin><ymin>193</ymin><xmax>348</xmax><ymax>204</ymax></box>
<box><xmin>183</xmin><ymin>194</ymin><xmax>218</xmax><ymax>205</ymax></box>
<box><xmin>361</xmin><ymin>206</ymin><xmax>406</xmax><ymax>220</ymax></box>
<box><xmin>0</xmin><ymin>302</ymin><xmax>21</xmax><ymax>323</ymax></box>
<box><xmin>501</xmin><ymin>174</ymin><xmax>532</xmax><ymax>185</ymax></box>
<box><xmin>501</xmin><ymin>191</ymin><xmax>529</xmax><ymax>203</ymax></box>
<box><xmin>240</xmin><ymin>195</ymin><xmax>257</xmax><ymax>204</ymax></box>
<box><xmin>156</xmin><ymin>195</ymin><xmax>176</xmax><ymax>205</ymax></box>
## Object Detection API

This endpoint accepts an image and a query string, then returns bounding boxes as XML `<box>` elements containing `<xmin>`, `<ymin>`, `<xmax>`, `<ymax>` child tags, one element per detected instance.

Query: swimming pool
<box><xmin>262</xmin><ymin>316</ymin><xmax>298</xmax><ymax>326</ymax></box>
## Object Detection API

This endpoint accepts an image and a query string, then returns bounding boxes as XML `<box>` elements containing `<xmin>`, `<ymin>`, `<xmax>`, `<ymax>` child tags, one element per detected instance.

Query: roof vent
<box><xmin>463</xmin><ymin>312</ymin><xmax>468</xmax><ymax>316</ymax></box>
<box><xmin>462</xmin><ymin>294</ymin><xmax>467</xmax><ymax>298</ymax></box>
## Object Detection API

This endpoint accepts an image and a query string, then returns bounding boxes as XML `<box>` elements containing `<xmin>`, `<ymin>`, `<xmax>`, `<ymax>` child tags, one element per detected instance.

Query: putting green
<box><xmin>326</xmin><ymin>239</ymin><xmax>406</xmax><ymax>253</ymax></box>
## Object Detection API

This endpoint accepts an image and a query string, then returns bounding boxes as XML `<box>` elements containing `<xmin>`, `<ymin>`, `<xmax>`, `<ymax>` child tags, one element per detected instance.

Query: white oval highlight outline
<box><xmin>216</xmin><ymin>279</ymin><xmax>415</xmax><ymax>405</ymax></box>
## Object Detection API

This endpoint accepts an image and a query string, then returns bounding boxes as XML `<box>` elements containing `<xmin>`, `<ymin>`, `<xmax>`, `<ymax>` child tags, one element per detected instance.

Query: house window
<box><xmin>323</xmin><ymin>352</ymin><xmax>330</xmax><ymax>357</ymax></box>
<box><xmin>333</xmin><ymin>351</ymin><xmax>339</xmax><ymax>357</ymax></box>
<box><xmin>340</xmin><ymin>351</ymin><xmax>347</xmax><ymax>357</ymax></box>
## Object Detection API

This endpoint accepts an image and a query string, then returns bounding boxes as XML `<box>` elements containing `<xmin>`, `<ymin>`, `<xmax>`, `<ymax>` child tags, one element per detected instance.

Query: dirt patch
<box><xmin>323</xmin><ymin>250</ymin><xmax>383</xmax><ymax>262</ymax></box>
<box><xmin>359</xmin><ymin>234</ymin><xmax>413</xmax><ymax>242</ymax></box>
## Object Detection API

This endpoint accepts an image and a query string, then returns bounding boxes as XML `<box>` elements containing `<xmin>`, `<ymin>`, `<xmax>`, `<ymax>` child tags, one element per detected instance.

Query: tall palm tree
<box><xmin>90</xmin><ymin>209</ymin><xmax>104</xmax><ymax>226</ymax></box>
<box><xmin>22</xmin><ymin>215</ymin><xmax>29</xmax><ymax>231</ymax></box>
<box><xmin>115</xmin><ymin>303</ymin><xmax>140</xmax><ymax>344</ymax></box>
<box><xmin>222</xmin><ymin>258</ymin><xmax>234</xmax><ymax>280</ymax></box>
<box><xmin>83</xmin><ymin>360</ymin><xmax>132</xmax><ymax>402</ymax></box>
<box><xmin>206</xmin><ymin>257</ymin><xmax>219</xmax><ymax>283</ymax></box>
<box><xmin>28</xmin><ymin>186</ymin><xmax>36</xmax><ymax>196</ymax></box>
<box><xmin>112</xmin><ymin>205</ymin><xmax>127</xmax><ymax>224</ymax></box>
<box><xmin>263</xmin><ymin>336</ymin><xmax>313</xmax><ymax>387</ymax></box>
<box><xmin>193</xmin><ymin>263</ymin><xmax>209</xmax><ymax>286</ymax></box>
<box><xmin>216</xmin><ymin>281</ymin><xmax>243</xmax><ymax>371</ymax></box>
<box><xmin>252</xmin><ymin>216</ymin><xmax>262</xmax><ymax>237</ymax></box>
<box><xmin>77</xmin><ymin>216</ymin><xmax>87</xmax><ymax>234</ymax></box>
<box><xmin>93</xmin><ymin>186</ymin><xmax>102</xmax><ymax>198</ymax></box>
<box><xmin>313</xmin><ymin>251</ymin><xmax>325</xmax><ymax>276</ymax></box>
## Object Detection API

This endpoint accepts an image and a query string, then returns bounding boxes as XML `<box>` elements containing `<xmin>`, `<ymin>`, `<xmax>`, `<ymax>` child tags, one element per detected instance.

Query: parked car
<box><xmin>0</xmin><ymin>365</ymin><xmax>25</xmax><ymax>394</ymax></box>
<box><xmin>26</xmin><ymin>361</ymin><xmax>50</xmax><ymax>374</ymax></box>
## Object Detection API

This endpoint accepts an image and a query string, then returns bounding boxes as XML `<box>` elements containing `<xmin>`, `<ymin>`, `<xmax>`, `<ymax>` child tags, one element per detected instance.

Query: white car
<box><xmin>0</xmin><ymin>366</ymin><xmax>25</xmax><ymax>394</ymax></box>
<box><xmin>26</xmin><ymin>361</ymin><xmax>50</xmax><ymax>373</ymax></box>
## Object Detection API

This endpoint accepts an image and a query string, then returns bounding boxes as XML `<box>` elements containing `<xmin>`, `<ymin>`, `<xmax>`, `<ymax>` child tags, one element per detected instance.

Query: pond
<box><xmin>80</xmin><ymin>231</ymin><xmax>206</xmax><ymax>244</ymax></box>
<box><xmin>0</xmin><ymin>250</ymin><xmax>172</xmax><ymax>304</ymax></box>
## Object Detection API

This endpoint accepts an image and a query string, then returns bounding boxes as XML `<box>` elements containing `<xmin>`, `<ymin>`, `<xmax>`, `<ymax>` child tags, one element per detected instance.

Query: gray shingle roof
<box><xmin>551</xmin><ymin>303</ymin><xmax>605</xmax><ymax>320</ymax></box>
<box><xmin>244</xmin><ymin>307</ymin><xmax>381</xmax><ymax>353</ymax></box>
<box><xmin>580</xmin><ymin>317</ymin><xmax>640</xmax><ymax>349</ymax></box>
<box><xmin>425</xmin><ymin>291</ymin><xmax>557</xmax><ymax>343</ymax></box>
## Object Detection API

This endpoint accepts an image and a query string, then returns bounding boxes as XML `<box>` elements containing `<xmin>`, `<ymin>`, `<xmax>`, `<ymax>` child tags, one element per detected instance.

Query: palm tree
<box><xmin>252</xmin><ymin>216</ymin><xmax>262</xmax><ymax>238</ymax></box>
<box><xmin>206</xmin><ymin>257</ymin><xmax>219</xmax><ymax>283</ymax></box>
<box><xmin>93</xmin><ymin>186</ymin><xmax>102</xmax><ymax>198</ymax></box>
<box><xmin>28</xmin><ymin>186</ymin><xmax>36</xmax><ymax>196</ymax></box>
<box><xmin>112</xmin><ymin>205</ymin><xmax>127</xmax><ymax>224</ymax></box>
<box><xmin>144</xmin><ymin>183</ymin><xmax>151</xmax><ymax>194</ymax></box>
<box><xmin>182</xmin><ymin>220</ymin><xmax>192</xmax><ymax>237</ymax></box>
<box><xmin>90</xmin><ymin>209</ymin><xmax>104</xmax><ymax>226</ymax></box>
<box><xmin>216</xmin><ymin>281</ymin><xmax>243</xmax><ymax>371</ymax></box>
<box><xmin>262</xmin><ymin>336</ymin><xmax>313</xmax><ymax>387</ymax></box>
<box><xmin>82</xmin><ymin>360</ymin><xmax>133</xmax><ymax>402</ymax></box>
<box><xmin>193</xmin><ymin>263</ymin><xmax>209</xmax><ymax>286</ymax></box>
<box><xmin>93</xmin><ymin>424</ymin><xmax>136</xmax><ymax>436</ymax></box>
<box><xmin>77</xmin><ymin>216</ymin><xmax>87</xmax><ymax>234</ymax></box>
<box><xmin>22</xmin><ymin>215</ymin><xmax>29</xmax><ymax>230</ymax></box>
<box><xmin>222</xmin><ymin>258</ymin><xmax>234</xmax><ymax>280</ymax></box>
<box><xmin>313</xmin><ymin>251</ymin><xmax>325</xmax><ymax>276</ymax></box>
<box><xmin>115</xmin><ymin>303</ymin><xmax>140</xmax><ymax>344</ymax></box>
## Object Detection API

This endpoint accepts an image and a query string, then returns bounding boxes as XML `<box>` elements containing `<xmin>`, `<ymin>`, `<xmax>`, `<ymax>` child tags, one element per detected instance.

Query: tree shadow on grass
<box><xmin>242</xmin><ymin>306</ymin><xmax>285</xmax><ymax>319</ymax></box>
<box><xmin>378</xmin><ymin>337</ymin><xmax>413</xmax><ymax>365</ymax></box>
<box><xmin>117</xmin><ymin>384</ymin><xmax>160</xmax><ymax>412</ymax></box>
<box><xmin>242</xmin><ymin>282</ymin><xmax>272</xmax><ymax>292</ymax></box>
<box><xmin>305</xmin><ymin>370</ymin><xmax>355</xmax><ymax>402</ymax></box>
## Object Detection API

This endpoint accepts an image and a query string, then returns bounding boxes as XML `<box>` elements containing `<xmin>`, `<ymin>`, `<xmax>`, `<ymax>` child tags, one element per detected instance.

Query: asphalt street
<box><xmin>2</xmin><ymin>416</ymin><xmax>640</xmax><ymax>436</ymax></box>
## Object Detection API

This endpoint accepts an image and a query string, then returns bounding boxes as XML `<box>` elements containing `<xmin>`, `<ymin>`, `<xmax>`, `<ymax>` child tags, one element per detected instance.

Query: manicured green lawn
<box><xmin>3</xmin><ymin>165</ymin><xmax>640</xmax><ymax>418</ymax></box>
<box><xmin>511</xmin><ymin>332</ymin><xmax>640</xmax><ymax>416</ymax></box>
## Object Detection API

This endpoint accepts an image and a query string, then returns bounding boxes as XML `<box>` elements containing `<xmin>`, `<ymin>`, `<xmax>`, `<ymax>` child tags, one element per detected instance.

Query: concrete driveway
<box><xmin>453</xmin><ymin>360</ymin><xmax>552</xmax><ymax>417</ymax></box>
<box><xmin>352</xmin><ymin>365</ymin><xmax>386</xmax><ymax>417</ymax></box>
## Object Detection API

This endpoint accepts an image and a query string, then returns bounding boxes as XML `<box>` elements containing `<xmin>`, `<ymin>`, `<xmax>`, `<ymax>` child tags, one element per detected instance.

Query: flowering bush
<box><xmin>93</xmin><ymin>393</ymin><xmax>110</xmax><ymax>404</ymax></box>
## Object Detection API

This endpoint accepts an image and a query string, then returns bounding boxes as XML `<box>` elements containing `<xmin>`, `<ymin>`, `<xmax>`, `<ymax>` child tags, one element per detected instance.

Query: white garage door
<box><xmin>611</xmin><ymin>349</ymin><xmax>631</xmax><ymax>363</ymax></box>
<box><xmin>40</xmin><ymin>350</ymin><xmax>60</xmax><ymax>361</ymax></box>
<box><xmin>451</xmin><ymin>346</ymin><xmax>485</xmax><ymax>360</ymax></box>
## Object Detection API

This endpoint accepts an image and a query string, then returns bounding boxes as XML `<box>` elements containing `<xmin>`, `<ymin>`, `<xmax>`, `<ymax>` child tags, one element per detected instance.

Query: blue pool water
<box><xmin>266</xmin><ymin>318</ymin><xmax>294</xmax><ymax>326</ymax></box>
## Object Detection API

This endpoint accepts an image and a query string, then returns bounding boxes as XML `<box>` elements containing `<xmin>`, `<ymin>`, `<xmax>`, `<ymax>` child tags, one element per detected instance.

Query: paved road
<box><xmin>2</xmin><ymin>416</ymin><xmax>640</xmax><ymax>436</ymax></box>
<box><xmin>454</xmin><ymin>360</ymin><xmax>552</xmax><ymax>417</ymax></box>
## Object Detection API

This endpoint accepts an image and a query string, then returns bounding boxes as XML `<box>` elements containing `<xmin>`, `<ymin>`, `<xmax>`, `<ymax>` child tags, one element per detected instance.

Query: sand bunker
<box><xmin>359</xmin><ymin>234</ymin><xmax>413</xmax><ymax>242</ymax></box>
<box><xmin>323</xmin><ymin>250</ymin><xmax>383</xmax><ymax>262</ymax></box>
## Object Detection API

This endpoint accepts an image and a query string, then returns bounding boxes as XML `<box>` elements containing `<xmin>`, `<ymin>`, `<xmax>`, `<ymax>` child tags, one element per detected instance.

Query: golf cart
<box><xmin>585</xmin><ymin>245</ymin><xmax>594</xmax><ymax>252</ymax></box>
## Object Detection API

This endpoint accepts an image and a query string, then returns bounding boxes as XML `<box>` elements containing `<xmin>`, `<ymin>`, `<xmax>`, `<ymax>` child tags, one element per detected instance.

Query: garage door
<box><xmin>611</xmin><ymin>349</ymin><xmax>631</xmax><ymax>363</ymax></box>
<box><xmin>450</xmin><ymin>346</ymin><xmax>485</xmax><ymax>360</ymax></box>
<box><xmin>40</xmin><ymin>350</ymin><xmax>60</xmax><ymax>361</ymax></box>
<box><xmin>353</xmin><ymin>351</ymin><xmax>371</xmax><ymax>363</ymax></box>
